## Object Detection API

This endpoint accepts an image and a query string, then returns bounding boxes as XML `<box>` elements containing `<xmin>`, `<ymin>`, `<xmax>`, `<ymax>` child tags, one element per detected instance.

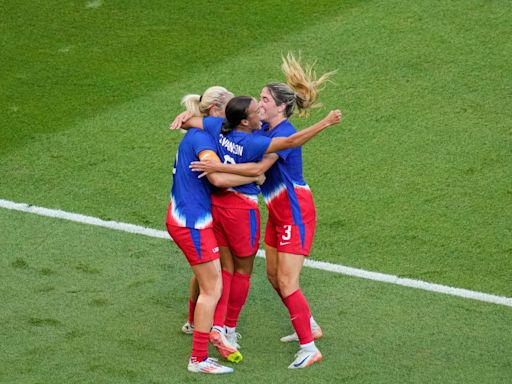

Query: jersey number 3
<box><xmin>282</xmin><ymin>225</ymin><xmax>292</xmax><ymax>241</ymax></box>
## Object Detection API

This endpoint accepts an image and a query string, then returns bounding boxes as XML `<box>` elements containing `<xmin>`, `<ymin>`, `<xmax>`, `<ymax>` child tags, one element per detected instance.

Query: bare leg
<box><xmin>189</xmin><ymin>275</ymin><xmax>200</xmax><ymax>302</ymax></box>
<box><xmin>265</xmin><ymin>244</ymin><xmax>280</xmax><ymax>293</ymax></box>
<box><xmin>191</xmin><ymin>259</ymin><xmax>222</xmax><ymax>333</ymax></box>
<box><xmin>276</xmin><ymin>252</ymin><xmax>304</xmax><ymax>298</ymax></box>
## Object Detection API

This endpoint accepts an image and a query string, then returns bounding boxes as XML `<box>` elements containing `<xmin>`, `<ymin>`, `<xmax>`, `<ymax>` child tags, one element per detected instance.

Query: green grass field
<box><xmin>2</xmin><ymin>0</ymin><xmax>511</xmax><ymax>382</ymax></box>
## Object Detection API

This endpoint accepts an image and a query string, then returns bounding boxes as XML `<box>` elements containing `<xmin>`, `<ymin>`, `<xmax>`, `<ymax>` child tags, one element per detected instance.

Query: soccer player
<box><xmin>174</xmin><ymin>86</ymin><xmax>246</xmax><ymax>364</ymax></box>
<box><xmin>166</xmin><ymin>88</ymin><xmax>261</xmax><ymax>374</ymax></box>
<box><xmin>175</xmin><ymin>96</ymin><xmax>340</xmax><ymax>352</ymax></box>
<box><xmin>174</xmin><ymin>91</ymin><xmax>340</xmax><ymax>363</ymax></box>
<box><xmin>189</xmin><ymin>97</ymin><xmax>271</xmax><ymax>355</ymax></box>
<box><xmin>186</xmin><ymin>54</ymin><xmax>338</xmax><ymax>369</ymax></box>
<box><xmin>175</xmin><ymin>86</ymin><xmax>233</xmax><ymax>338</ymax></box>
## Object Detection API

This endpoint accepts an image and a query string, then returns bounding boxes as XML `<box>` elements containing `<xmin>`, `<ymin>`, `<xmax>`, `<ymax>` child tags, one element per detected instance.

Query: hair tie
<box><xmin>199</xmin><ymin>94</ymin><xmax>203</xmax><ymax>102</ymax></box>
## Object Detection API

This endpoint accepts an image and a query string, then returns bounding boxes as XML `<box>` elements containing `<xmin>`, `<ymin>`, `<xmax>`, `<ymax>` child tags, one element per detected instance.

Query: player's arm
<box><xmin>191</xmin><ymin>153</ymin><xmax>279</xmax><ymax>178</ymax></box>
<box><xmin>169</xmin><ymin>112</ymin><xmax>204</xmax><ymax>130</ymax></box>
<box><xmin>265</xmin><ymin>110</ymin><xmax>342</xmax><ymax>153</ymax></box>
<box><xmin>198</xmin><ymin>150</ymin><xmax>262</xmax><ymax>188</ymax></box>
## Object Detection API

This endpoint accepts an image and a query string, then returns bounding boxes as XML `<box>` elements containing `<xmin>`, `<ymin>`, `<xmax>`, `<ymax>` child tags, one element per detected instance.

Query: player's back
<box><xmin>203</xmin><ymin>117</ymin><xmax>271</xmax><ymax>209</ymax></box>
<box><xmin>169</xmin><ymin>128</ymin><xmax>214</xmax><ymax>229</ymax></box>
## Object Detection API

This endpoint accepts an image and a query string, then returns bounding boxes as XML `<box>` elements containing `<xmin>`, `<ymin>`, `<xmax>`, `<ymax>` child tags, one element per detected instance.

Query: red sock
<box><xmin>213</xmin><ymin>270</ymin><xmax>233</xmax><ymax>328</ymax></box>
<box><xmin>188</xmin><ymin>298</ymin><xmax>196</xmax><ymax>324</ymax></box>
<box><xmin>225</xmin><ymin>272</ymin><xmax>251</xmax><ymax>328</ymax></box>
<box><xmin>191</xmin><ymin>330</ymin><xmax>209</xmax><ymax>362</ymax></box>
<box><xmin>283</xmin><ymin>289</ymin><xmax>313</xmax><ymax>345</ymax></box>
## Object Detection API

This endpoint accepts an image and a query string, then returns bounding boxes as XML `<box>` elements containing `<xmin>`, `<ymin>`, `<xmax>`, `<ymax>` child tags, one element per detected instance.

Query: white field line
<box><xmin>85</xmin><ymin>0</ymin><xmax>103</xmax><ymax>9</ymax></box>
<box><xmin>2</xmin><ymin>198</ymin><xmax>511</xmax><ymax>308</ymax></box>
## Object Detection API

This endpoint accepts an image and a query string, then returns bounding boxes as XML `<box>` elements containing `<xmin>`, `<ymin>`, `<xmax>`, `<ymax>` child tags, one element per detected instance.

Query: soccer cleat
<box><xmin>210</xmin><ymin>329</ymin><xmax>243</xmax><ymax>363</ymax></box>
<box><xmin>226</xmin><ymin>331</ymin><xmax>242</xmax><ymax>349</ymax></box>
<box><xmin>280</xmin><ymin>324</ymin><xmax>323</xmax><ymax>343</ymax></box>
<box><xmin>187</xmin><ymin>357</ymin><xmax>234</xmax><ymax>374</ymax></box>
<box><xmin>288</xmin><ymin>349</ymin><xmax>323</xmax><ymax>369</ymax></box>
<box><xmin>181</xmin><ymin>321</ymin><xmax>194</xmax><ymax>335</ymax></box>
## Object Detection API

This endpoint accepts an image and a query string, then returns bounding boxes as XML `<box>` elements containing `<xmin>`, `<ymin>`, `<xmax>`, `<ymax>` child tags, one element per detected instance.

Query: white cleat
<box><xmin>288</xmin><ymin>349</ymin><xmax>323</xmax><ymax>369</ymax></box>
<box><xmin>280</xmin><ymin>324</ymin><xmax>323</xmax><ymax>343</ymax></box>
<box><xmin>226</xmin><ymin>331</ymin><xmax>242</xmax><ymax>349</ymax></box>
<box><xmin>187</xmin><ymin>357</ymin><xmax>234</xmax><ymax>374</ymax></box>
<box><xmin>181</xmin><ymin>321</ymin><xmax>194</xmax><ymax>335</ymax></box>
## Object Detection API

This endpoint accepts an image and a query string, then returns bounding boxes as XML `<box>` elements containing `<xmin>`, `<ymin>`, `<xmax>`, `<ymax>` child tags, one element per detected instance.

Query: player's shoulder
<box><xmin>204</xmin><ymin>116</ymin><xmax>224</xmax><ymax>124</ymax></box>
<box><xmin>188</xmin><ymin>127</ymin><xmax>214</xmax><ymax>144</ymax></box>
<box><xmin>247</xmin><ymin>131</ymin><xmax>270</xmax><ymax>143</ymax></box>
<box><xmin>188</xmin><ymin>127</ymin><xmax>208</xmax><ymax>137</ymax></box>
<box><xmin>273</xmin><ymin>119</ymin><xmax>296</xmax><ymax>136</ymax></box>
<box><xmin>280</xmin><ymin>119</ymin><xmax>297</xmax><ymax>132</ymax></box>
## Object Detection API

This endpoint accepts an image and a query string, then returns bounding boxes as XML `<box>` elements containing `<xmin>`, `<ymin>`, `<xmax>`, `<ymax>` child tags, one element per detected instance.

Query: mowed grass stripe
<box><xmin>2</xmin><ymin>198</ymin><xmax>511</xmax><ymax>308</ymax></box>
<box><xmin>0</xmin><ymin>0</ymin><xmax>346</xmax><ymax>152</ymax></box>
<box><xmin>2</xmin><ymin>208</ymin><xmax>511</xmax><ymax>384</ymax></box>
<box><xmin>2</xmin><ymin>0</ymin><xmax>510</xmax><ymax>312</ymax></box>
<box><xmin>0</xmin><ymin>0</ymin><xmax>366</xmax><ymax>228</ymax></box>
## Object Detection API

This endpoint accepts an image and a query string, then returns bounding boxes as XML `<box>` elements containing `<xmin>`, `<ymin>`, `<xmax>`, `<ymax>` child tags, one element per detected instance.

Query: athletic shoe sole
<box><xmin>288</xmin><ymin>350</ymin><xmax>323</xmax><ymax>369</ymax></box>
<box><xmin>210</xmin><ymin>332</ymin><xmax>243</xmax><ymax>363</ymax></box>
<box><xmin>280</xmin><ymin>327</ymin><xmax>323</xmax><ymax>343</ymax></box>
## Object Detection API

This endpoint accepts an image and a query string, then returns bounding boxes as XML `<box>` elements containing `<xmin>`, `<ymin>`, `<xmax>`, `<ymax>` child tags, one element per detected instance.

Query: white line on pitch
<box><xmin>1</xmin><ymin>198</ymin><xmax>511</xmax><ymax>308</ymax></box>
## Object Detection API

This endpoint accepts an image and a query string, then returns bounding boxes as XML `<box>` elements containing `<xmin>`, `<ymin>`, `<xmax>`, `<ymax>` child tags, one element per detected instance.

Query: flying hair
<box><xmin>266</xmin><ymin>53</ymin><xmax>336</xmax><ymax>118</ymax></box>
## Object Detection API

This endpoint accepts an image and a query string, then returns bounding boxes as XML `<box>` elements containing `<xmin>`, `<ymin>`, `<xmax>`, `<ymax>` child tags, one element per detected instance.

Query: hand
<box><xmin>169</xmin><ymin>111</ymin><xmax>193</xmax><ymax>130</ymax></box>
<box><xmin>255</xmin><ymin>174</ymin><xmax>266</xmax><ymax>185</ymax></box>
<box><xmin>324</xmin><ymin>109</ymin><xmax>342</xmax><ymax>126</ymax></box>
<box><xmin>190</xmin><ymin>158</ymin><xmax>218</xmax><ymax>178</ymax></box>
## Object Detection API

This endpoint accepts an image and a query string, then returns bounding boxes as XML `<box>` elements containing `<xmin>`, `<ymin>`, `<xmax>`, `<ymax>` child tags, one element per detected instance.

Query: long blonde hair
<box><xmin>181</xmin><ymin>86</ymin><xmax>234</xmax><ymax>117</ymax></box>
<box><xmin>266</xmin><ymin>53</ymin><xmax>336</xmax><ymax>117</ymax></box>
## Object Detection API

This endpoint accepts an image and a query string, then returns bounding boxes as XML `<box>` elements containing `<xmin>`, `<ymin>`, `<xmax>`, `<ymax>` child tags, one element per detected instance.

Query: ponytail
<box><xmin>221</xmin><ymin>119</ymin><xmax>237</xmax><ymax>134</ymax></box>
<box><xmin>181</xmin><ymin>86</ymin><xmax>234</xmax><ymax>117</ymax></box>
<box><xmin>181</xmin><ymin>94</ymin><xmax>201</xmax><ymax>116</ymax></box>
<box><xmin>266</xmin><ymin>53</ymin><xmax>336</xmax><ymax>118</ymax></box>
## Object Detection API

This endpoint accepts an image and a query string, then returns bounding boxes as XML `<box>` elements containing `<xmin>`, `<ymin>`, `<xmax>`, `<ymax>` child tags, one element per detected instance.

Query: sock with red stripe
<box><xmin>191</xmin><ymin>330</ymin><xmax>209</xmax><ymax>362</ymax></box>
<box><xmin>283</xmin><ymin>289</ymin><xmax>314</xmax><ymax>345</ymax></box>
<box><xmin>213</xmin><ymin>270</ymin><xmax>233</xmax><ymax>328</ymax></box>
<box><xmin>225</xmin><ymin>272</ymin><xmax>251</xmax><ymax>328</ymax></box>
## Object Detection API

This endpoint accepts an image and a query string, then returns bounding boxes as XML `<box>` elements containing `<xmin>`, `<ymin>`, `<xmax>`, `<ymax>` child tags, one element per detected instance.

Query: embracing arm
<box><xmin>265</xmin><ymin>109</ymin><xmax>342</xmax><ymax>154</ymax></box>
<box><xmin>169</xmin><ymin>112</ymin><xmax>204</xmax><ymax>130</ymax></box>
<box><xmin>198</xmin><ymin>150</ymin><xmax>261</xmax><ymax>188</ymax></box>
<box><xmin>191</xmin><ymin>153</ymin><xmax>279</xmax><ymax>178</ymax></box>
<box><xmin>208</xmin><ymin>172</ymin><xmax>263</xmax><ymax>188</ymax></box>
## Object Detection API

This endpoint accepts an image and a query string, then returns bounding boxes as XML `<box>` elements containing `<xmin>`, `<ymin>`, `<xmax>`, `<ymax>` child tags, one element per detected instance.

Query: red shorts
<box><xmin>264</xmin><ymin>219</ymin><xmax>316</xmax><ymax>256</ymax></box>
<box><xmin>212</xmin><ymin>205</ymin><xmax>260</xmax><ymax>257</ymax></box>
<box><xmin>166</xmin><ymin>224</ymin><xmax>220</xmax><ymax>266</ymax></box>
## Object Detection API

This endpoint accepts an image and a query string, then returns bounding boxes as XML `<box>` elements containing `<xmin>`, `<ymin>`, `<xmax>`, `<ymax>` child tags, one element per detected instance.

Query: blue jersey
<box><xmin>255</xmin><ymin>119</ymin><xmax>316</xmax><ymax>225</ymax></box>
<box><xmin>168</xmin><ymin>128</ymin><xmax>216</xmax><ymax>229</ymax></box>
<box><xmin>203</xmin><ymin>117</ymin><xmax>271</xmax><ymax>208</ymax></box>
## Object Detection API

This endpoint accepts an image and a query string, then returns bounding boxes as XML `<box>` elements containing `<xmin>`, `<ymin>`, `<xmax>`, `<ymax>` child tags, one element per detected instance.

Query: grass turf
<box><xmin>2</xmin><ymin>0</ymin><xmax>511</xmax><ymax>295</ymax></box>
<box><xmin>1</xmin><ymin>0</ymin><xmax>512</xmax><ymax>381</ymax></box>
<box><xmin>2</xmin><ymin>209</ymin><xmax>511</xmax><ymax>383</ymax></box>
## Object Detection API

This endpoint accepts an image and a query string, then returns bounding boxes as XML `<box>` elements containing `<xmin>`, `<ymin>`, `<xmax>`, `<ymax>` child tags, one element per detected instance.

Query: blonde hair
<box><xmin>181</xmin><ymin>86</ymin><xmax>234</xmax><ymax>117</ymax></box>
<box><xmin>266</xmin><ymin>53</ymin><xmax>336</xmax><ymax>117</ymax></box>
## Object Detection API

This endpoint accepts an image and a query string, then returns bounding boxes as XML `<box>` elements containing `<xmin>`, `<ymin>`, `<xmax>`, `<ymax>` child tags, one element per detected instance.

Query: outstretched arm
<box><xmin>265</xmin><ymin>109</ymin><xmax>342</xmax><ymax>153</ymax></box>
<box><xmin>190</xmin><ymin>153</ymin><xmax>279</xmax><ymax>178</ymax></box>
